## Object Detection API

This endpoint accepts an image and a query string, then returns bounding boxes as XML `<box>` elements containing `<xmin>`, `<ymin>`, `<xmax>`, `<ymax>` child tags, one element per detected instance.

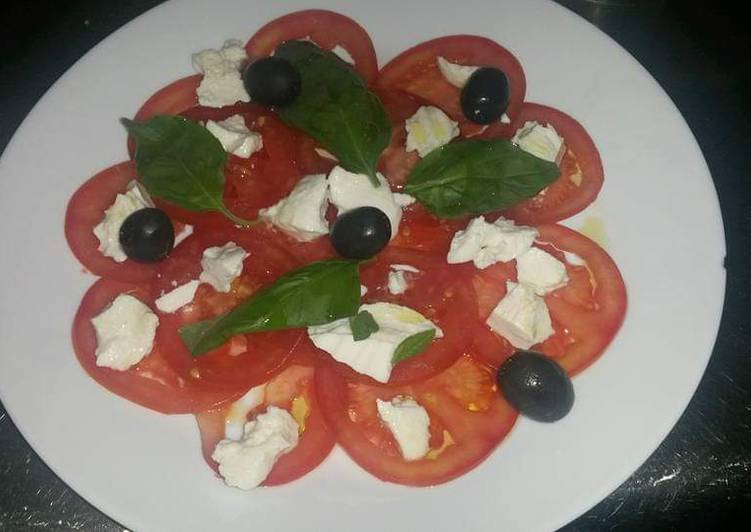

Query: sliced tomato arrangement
<box><xmin>501</xmin><ymin>104</ymin><xmax>604</xmax><ymax>224</ymax></box>
<box><xmin>65</xmin><ymin>9</ymin><xmax>626</xmax><ymax>491</ymax></box>
<box><xmin>375</xmin><ymin>88</ymin><xmax>424</xmax><ymax>188</ymax></box>
<box><xmin>467</xmin><ymin>224</ymin><xmax>626</xmax><ymax>376</ymax></box>
<box><xmin>196</xmin><ymin>358</ymin><xmax>335</xmax><ymax>486</ymax></box>
<box><xmin>378</xmin><ymin>35</ymin><xmax>526</xmax><ymax>138</ymax></box>
<box><xmin>65</xmin><ymin>161</ymin><xmax>164</xmax><ymax>283</ymax></box>
<box><xmin>151</xmin><ymin>225</ymin><xmax>305</xmax><ymax>395</ymax></box>
<box><xmin>315</xmin><ymin>355</ymin><xmax>517</xmax><ymax>486</ymax></box>
<box><xmin>72</xmin><ymin>279</ymin><xmax>241</xmax><ymax>414</ymax></box>
<box><xmin>245</xmin><ymin>9</ymin><xmax>379</xmax><ymax>85</ymax></box>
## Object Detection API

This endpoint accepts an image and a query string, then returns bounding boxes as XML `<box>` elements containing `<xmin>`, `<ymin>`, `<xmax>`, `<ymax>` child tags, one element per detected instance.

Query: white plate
<box><xmin>0</xmin><ymin>0</ymin><xmax>725</xmax><ymax>530</ymax></box>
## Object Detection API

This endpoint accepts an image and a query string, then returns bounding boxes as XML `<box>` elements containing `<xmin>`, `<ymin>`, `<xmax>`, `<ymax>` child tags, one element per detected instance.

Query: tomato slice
<box><xmin>318</xmin><ymin>246</ymin><xmax>477</xmax><ymax>385</ymax></box>
<box><xmin>378</xmin><ymin>35</ymin><xmax>526</xmax><ymax>138</ymax></box>
<box><xmin>133</xmin><ymin>75</ymin><xmax>201</xmax><ymax>122</ymax></box>
<box><xmin>391</xmin><ymin>204</ymin><xmax>466</xmax><ymax>254</ymax></box>
<box><xmin>152</xmin><ymin>224</ymin><xmax>304</xmax><ymax>394</ymax></box>
<box><xmin>65</xmin><ymin>161</ymin><xmax>161</xmax><ymax>283</ymax></box>
<box><xmin>135</xmin><ymin>103</ymin><xmax>331</xmax><ymax>227</ymax></box>
<box><xmin>316</xmin><ymin>355</ymin><xmax>517</xmax><ymax>486</ymax></box>
<box><xmin>126</xmin><ymin>75</ymin><xmax>201</xmax><ymax>157</ymax></box>
<box><xmin>501</xmin><ymin>103</ymin><xmax>604</xmax><ymax>224</ymax></box>
<box><xmin>468</xmin><ymin>224</ymin><xmax>627</xmax><ymax>376</ymax></box>
<box><xmin>72</xmin><ymin>279</ymin><xmax>240</xmax><ymax>414</ymax></box>
<box><xmin>375</xmin><ymin>88</ymin><xmax>423</xmax><ymax>188</ymax></box>
<box><xmin>196</xmin><ymin>357</ymin><xmax>335</xmax><ymax>487</ymax></box>
<box><xmin>245</xmin><ymin>9</ymin><xmax>379</xmax><ymax>85</ymax></box>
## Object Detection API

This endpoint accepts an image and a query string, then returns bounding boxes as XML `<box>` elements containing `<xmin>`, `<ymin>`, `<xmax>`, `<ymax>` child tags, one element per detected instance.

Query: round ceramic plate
<box><xmin>0</xmin><ymin>0</ymin><xmax>725</xmax><ymax>530</ymax></box>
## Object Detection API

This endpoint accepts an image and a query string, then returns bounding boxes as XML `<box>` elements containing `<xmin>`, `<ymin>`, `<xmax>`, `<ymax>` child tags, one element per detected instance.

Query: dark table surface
<box><xmin>1</xmin><ymin>1</ymin><xmax>749</xmax><ymax>530</ymax></box>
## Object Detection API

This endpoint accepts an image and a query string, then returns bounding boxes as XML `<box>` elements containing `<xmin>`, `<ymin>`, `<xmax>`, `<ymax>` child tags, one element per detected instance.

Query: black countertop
<box><xmin>1</xmin><ymin>1</ymin><xmax>749</xmax><ymax>530</ymax></box>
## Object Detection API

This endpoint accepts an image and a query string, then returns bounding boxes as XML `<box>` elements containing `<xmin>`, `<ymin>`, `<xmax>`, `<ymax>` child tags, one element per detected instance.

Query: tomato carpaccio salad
<box><xmin>65</xmin><ymin>10</ymin><xmax>626</xmax><ymax>490</ymax></box>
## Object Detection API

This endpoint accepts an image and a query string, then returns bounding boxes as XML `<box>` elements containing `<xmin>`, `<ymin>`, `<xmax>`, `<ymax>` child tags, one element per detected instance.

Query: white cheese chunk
<box><xmin>388</xmin><ymin>271</ymin><xmax>409</xmax><ymax>295</ymax></box>
<box><xmin>192</xmin><ymin>39</ymin><xmax>247</xmax><ymax>74</ymax></box>
<box><xmin>376</xmin><ymin>396</ymin><xmax>431</xmax><ymax>461</ymax></box>
<box><xmin>331</xmin><ymin>44</ymin><xmax>355</xmax><ymax>65</ymax></box>
<box><xmin>360</xmin><ymin>285</ymin><xmax>369</xmax><ymax>296</ymax></box>
<box><xmin>511</xmin><ymin>121</ymin><xmax>565</xmax><ymax>163</ymax></box>
<box><xmin>447</xmin><ymin>216</ymin><xmax>538</xmax><ymax>269</ymax></box>
<box><xmin>199</xmin><ymin>242</ymin><xmax>248</xmax><ymax>293</ymax></box>
<box><xmin>192</xmin><ymin>39</ymin><xmax>250</xmax><ymax>108</ymax></box>
<box><xmin>436</xmin><ymin>56</ymin><xmax>479</xmax><ymax>88</ymax></box>
<box><xmin>93</xmin><ymin>181</ymin><xmax>154</xmax><ymax>263</ymax></box>
<box><xmin>387</xmin><ymin>264</ymin><xmax>420</xmax><ymax>296</ymax></box>
<box><xmin>212</xmin><ymin>406</ymin><xmax>299</xmax><ymax>490</ymax></box>
<box><xmin>327</xmin><ymin>166</ymin><xmax>403</xmax><ymax>239</ymax></box>
<box><xmin>563</xmin><ymin>251</ymin><xmax>586</xmax><ymax>266</ymax></box>
<box><xmin>405</xmin><ymin>105</ymin><xmax>460</xmax><ymax>157</ymax></box>
<box><xmin>224</xmin><ymin>384</ymin><xmax>268</xmax><ymax>441</ymax></box>
<box><xmin>205</xmin><ymin>115</ymin><xmax>263</xmax><ymax>158</ymax></box>
<box><xmin>155</xmin><ymin>280</ymin><xmax>200</xmax><ymax>313</ymax></box>
<box><xmin>173</xmin><ymin>224</ymin><xmax>194</xmax><ymax>246</ymax></box>
<box><xmin>307</xmin><ymin>302</ymin><xmax>442</xmax><ymax>383</ymax></box>
<box><xmin>486</xmin><ymin>282</ymin><xmax>554</xmax><ymax>349</ymax></box>
<box><xmin>516</xmin><ymin>247</ymin><xmax>569</xmax><ymax>295</ymax></box>
<box><xmin>393</xmin><ymin>193</ymin><xmax>416</xmax><ymax>208</ymax></box>
<box><xmin>259</xmin><ymin>174</ymin><xmax>329</xmax><ymax>242</ymax></box>
<box><xmin>90</xmin><ymin>294</ymin><xmax>159</xmax><ymax>371</ymax></box>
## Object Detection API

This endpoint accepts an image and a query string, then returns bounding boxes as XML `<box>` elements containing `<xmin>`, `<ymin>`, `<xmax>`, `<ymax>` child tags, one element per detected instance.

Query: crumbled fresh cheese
<box><xmin>212</xmin><ymin>406</ymin><xmax>299</xmax><ymax>490</ymax></box>
<box><xmin>314</xmin><ymin>147</ymin><xmax>338</xmax><ymax>161</ymax></box>
<box><xmin>405</xmin><ymin>105</ymin><xmax>460</xmax><ymax>157</ymax></box>
<box><xmin>327</xmin><ymin>166</ymin><xmax>403</xmax><ymax>239</ymax></box>
<box><xmin>388</xmin><ymin>271</ymin><xmax>409</xmax><ymax>295</ymax></box>
<box><xmin>199</xmin><ymin>242</ymin><xmax>248</xmax><ymax>292</ymax></box>
<box><xmin>393</xmin><ymin>193</ymin><xmax>416</xmax><ymax>208</ymax></box>
<box><xmin>516</xmin><ymin>247</ymin><xmax>569</xmax><ymax>295</ymax></box>
<box><xmin>563</xmin><ymin>251</ymin><xmax>586</xmax><ymax>266</ymax></box>
<box><xmin>511</xmin><ymin>121</ymin><xmax>565</xmax><ymax>163</ymax></box>
<box><xmin>192</xmin><ymin>39</ymin><xmax>250</xmax><ymax>108</ymax></box>
<box><xmin>307</xmin><ymin>302</ymin><xmax>442</xmax><ymax>383</ymax></box>
<box><xmin>360</xmin><ymin>285</ymin><xmax>369</xmax><ymax>296</ymax></box>
<box><xmin>447</xmin><ymin>216</ymin><xmax>538</xmax><ymax>269</ymax></box>
<box><xmin>205</xmin><ymin>115</ymin><xmax>263</xmax><ymax>158</ymax></box>
<box><xmin>387</xmin><ymin>264</ymin><xmax>420</xmax><ymax>296</ymax></box>
<box><xmin>259</xmin><ymin>174</ymin><xmax>329</xmax><ymax>242</ymax></box>
<box><xmin>155</xmin><ymin>280</ymin><xmax>200</xmax><ymax>313</ymax></box>
<box><xmin>331</xmin><ymin>44</ymin><xmax>355</xmax><ymax>65</ymax></box>
<box><xmin>90</xmin><ymin>294</ymin><xmax>159</xmax><ymax>371</ymax></box>
<box><xmin>376</xmin><ymin>396</ymin><xmax>431</xmax><ymax>461</ymax></box>
<box><xmin>224</xmin><ymin>384</ymin><xmax>267</xmax><ymax>441</ymax></box>
<box><xmin>173</xmin><ymin>224</ymin><xmax>194</xmax><ymax>246</ymax></box>
<box><xmin>500</xmin><ymin>113</ymin><xmax>511</xmax><ymax>124</ymax></box>
<box><xmin>436</xmin><ymin>56</ymin><xmax>479</xmax><ymax>88</ymax></box>
<box><xmin>486</xmin><ymin>281</ymin><xmax>554</xmax><ymax>349</ymax></box>
<box><xmin>92</xmin><ymin>181</ymin><xmax>154</xmax><ymax>263</ymax></box>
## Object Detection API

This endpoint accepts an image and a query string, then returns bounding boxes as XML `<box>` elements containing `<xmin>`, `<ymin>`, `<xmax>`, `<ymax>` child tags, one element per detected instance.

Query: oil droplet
<box><xmin>579</xmin><ymin>216</ymin><xmax>608</xmax><ymax>247</ymax></box>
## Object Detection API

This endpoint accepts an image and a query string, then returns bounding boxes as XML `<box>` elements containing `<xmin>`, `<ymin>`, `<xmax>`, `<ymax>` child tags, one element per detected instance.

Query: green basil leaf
<box><xmin>275</xmin><ymin>40</ymin><xmax>391</xmax><ymax>187</ymax></box>
<box><xmin>349</xmin><ymin>310</ymin><xmax>379</xmax><ymax>341</ymax></box>
<box><xmin>392</xmin><ymin>329</ymin><xmax>436</xmax><ymax>365</ymax></box>
<box><xmin>404</xmin><ymin>138</ymin><xmax>560</xmax><ymax>218</ymax></box>
<box><xmin>180</xmin><ymin>259</ymin><xmax>360</xmax><ymax>356</ymax></box>
<box><xmin>123</xmin><ymin>115</ymin><xmax>254</xmax><ymax>226</ymax></box>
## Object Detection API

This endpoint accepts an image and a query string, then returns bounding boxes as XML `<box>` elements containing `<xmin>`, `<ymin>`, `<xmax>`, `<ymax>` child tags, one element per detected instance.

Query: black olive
<box><xmin>460</xmin><ymin>67</ymin><xmax>510</xmax><ymax>125</ymax></box>
<box><xmin>497</xmin><ymin>350</ymin><xmax>574</xmax><ymax>422</ymax></box>
<box><xmin>242</xmin><ymin>57</ymin><xmax>301</xmax><ymax>107</ymax></box>
<box><xmin>119</xmin><ymin>208</ymin><xmax>174</xmax><ymax>263</ymax></box>
<box><xmin>330</xmin><ymin>207</ymin><xmax>391</xmax><ymax>260</ymax></box>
